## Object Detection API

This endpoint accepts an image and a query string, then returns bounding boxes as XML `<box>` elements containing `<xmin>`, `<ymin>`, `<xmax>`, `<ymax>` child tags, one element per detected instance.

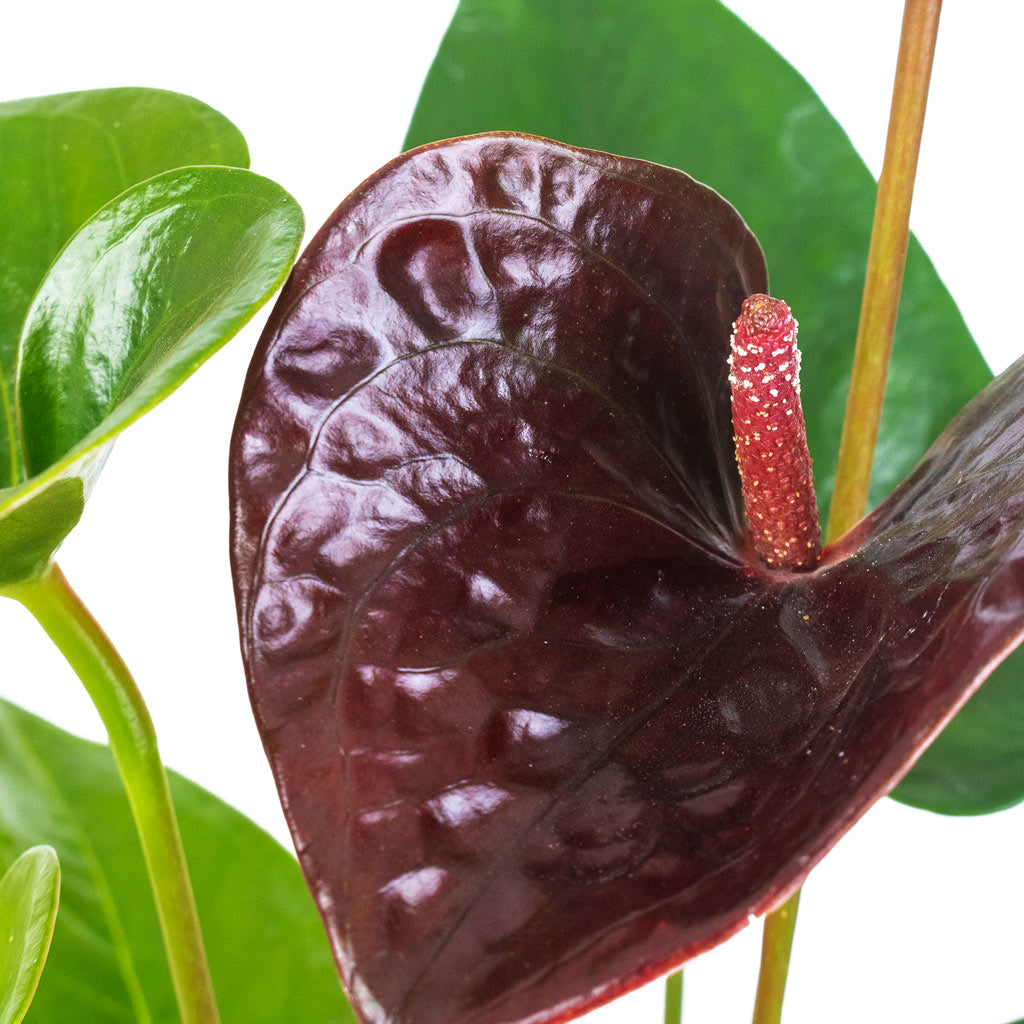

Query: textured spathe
<box><xmin>230</xmin><ymin>133</ymin><xmax>1024</xmax><ymax>1024</ymax></box>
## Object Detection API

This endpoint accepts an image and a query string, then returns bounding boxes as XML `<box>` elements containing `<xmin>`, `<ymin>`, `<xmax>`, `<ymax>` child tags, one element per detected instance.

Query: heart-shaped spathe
<box><xmin>230</xmin><ymin>133</ymin><xmax>1024</xmax><ymax>1024</ymax></box>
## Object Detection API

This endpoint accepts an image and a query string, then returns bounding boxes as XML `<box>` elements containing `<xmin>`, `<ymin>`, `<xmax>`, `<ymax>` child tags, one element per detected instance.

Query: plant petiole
<box><xmin>4</xmin><ymin>562</ymin><xmax>221</xmax><ymax>1024</ymax></box>
<box><xmin>829</xmin><ymin>0</ymin><xmax>944</xmax><ymax>539</ymax></box>
<box><xmin>751</xmin><ymin>890</ymin><xmax>800</xmax><ymax>1024</ymax></box>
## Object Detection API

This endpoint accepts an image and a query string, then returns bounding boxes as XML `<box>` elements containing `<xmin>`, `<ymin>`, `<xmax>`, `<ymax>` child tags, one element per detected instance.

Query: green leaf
<box><xmin>0</xmin><ymin>165</ymin><xmax>303</xmax><ymax>586</ymax></box>
<box><xmin>16</xmin><ymin>165</ymin><xmax>302</xmax><ymax>473</ymax></box>
<box><xmin>406</xmin><ymin>0</ymin><xmax>990</xmax><ymax>516</ymax></box>
<box><xmin>0</xmin><ymin>480</ymin><xmax>83</xmax><ymax>587</ymax></box>
<box><xmin>0</xmin><ymin>846</ymin><xmax>60</xmax><ymax>1024</ymax></box>
<box><xmin>0</xmin><ymin>699</ymin><xmax>355</xmax><ymax>1023</ymax></box>
<box><xmin>405</xmin><ymin>0</ymin><xmax>1018</xmax><ymax>816</ymax></box>
<box><xmin>0</xmin><ymin>87</ymin><xmax>249</xmax><ymax>488</ymax></box>
<box><xmin>892</xmin><ymin>645</ymin><xmax>1024</xmax><ymax>815</ymax></box>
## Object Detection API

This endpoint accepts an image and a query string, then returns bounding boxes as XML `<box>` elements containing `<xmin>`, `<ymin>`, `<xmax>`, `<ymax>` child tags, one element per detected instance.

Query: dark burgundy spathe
<box><xmin>230</xmin><ymin>133</ymin><xmax>1024</xmax><ymax>1024</ymax></box>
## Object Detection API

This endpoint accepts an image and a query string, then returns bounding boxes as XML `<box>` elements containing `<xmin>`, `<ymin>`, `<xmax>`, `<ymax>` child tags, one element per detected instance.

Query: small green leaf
<box><xmin>0</xmin><ymin>846</ymin><xmax>60</xmax><ymax>1024</ymax></box>
<box><xmin>0</xmin><ymin>480</ymin><xmax>83</xmax><ymax>588</ymax></box>
<box><xmin>0</xmin><ymin>165</ymin><xmax>303</xmax><ymax>585</ymax></box>
<box><xmin>0</xmin><ymin>699</ymin><xmax>354</xmax><ymax>1023</ymax></box>
<box><xmin>0</xmin><ymin>88</ymin><xmax>249</xmax><ymax>488</ymax></box>
<box><xmin>405</xmin><ymin>0</ymin><xmax>1018</xmax><ymax>816</ymax></box>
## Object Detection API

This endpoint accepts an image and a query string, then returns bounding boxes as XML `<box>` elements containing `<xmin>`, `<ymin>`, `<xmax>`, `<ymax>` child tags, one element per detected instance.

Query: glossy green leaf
<box><xmin>892</xmin><ymin>645</ymin><xmax>1024</xmax><ymax>815</ymax></box>
<box><xmin>406</xmin><ymin>0</ymin><xmax>1020</xmax><ymax>815</ymax></box>
<box><xmin>0</xmin><ymin>847</ymin><xmax>60</xmax><ymax>1024</ymax></box>
<box><xmin>0</xmin><ymin>165</ymin><xmax>303</xmax><ymax>586</ymax></box>
<box><xmin>0</xmin><ymin>699</ymin><xmax>354</xmax><ymax>1023</ymax></box>
<box><xmin>0</xmin><ymin>87</ymin><xmax>249</xmax><ymax>488</ymax></box>
<box><xmin>16</xmin><ymin>165</ymin><xmax>302</xmax><ymax>473</ymax></box>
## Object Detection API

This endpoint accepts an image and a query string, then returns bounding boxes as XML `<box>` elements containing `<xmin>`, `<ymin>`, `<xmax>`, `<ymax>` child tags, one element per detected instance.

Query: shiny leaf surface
<box><xmin>404</xmin><ymin>0</ymin><xmax>1016</xmax><ymax>816</ymax></box>
<box><xmin>230</xmin><ymin>135</ymin><xmax>1024</xmax><ymax>1024</ymax></box>
<box><xmin>0</xmin><ymin>87</ymin><xmax>249</xmax><ymax>488</ymax></box>
<box><xmin>0</xmin><ymin>165</ymin><xmax>303</xmax><ymax>585</ymax></box>
<box><xmin>0</xmin><ymin>847</ymin><xmax>59</xmax><ymax>1024</ymax></box>
<box><xmin>0</xmin><ymin>699</ymin><xmax>355</xmax><ymax>1024</ymax></box>
<box><xmin>406</xmin><ymin>0</ymin><xmax>990</xmax><ymax>522</ymax></box>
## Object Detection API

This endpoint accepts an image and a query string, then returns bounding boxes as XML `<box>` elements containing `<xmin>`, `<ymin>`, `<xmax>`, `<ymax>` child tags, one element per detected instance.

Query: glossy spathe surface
<box><xmin>406</xmin><ymin>0</ymin><xmax>991</xmax><ymax>525</ymax></box>
<box><xmin>0</xmin><ymin>700</ymin><xmax>356</xmax><ymax>1024</ymax></box>
<box><xmin>0</xmin><ymin>846</ymin><xmax>59</xmax><ymax>1024</ymax></box>
<box><xmin>404</xmin><ymin>0</ymin><xmax>1018</xmax><ymax>814</ymax></box>
<box><xmin>230</xmin><ymin>134</ymin><xmax>1024</xmax><ymax>1024</ymax></box>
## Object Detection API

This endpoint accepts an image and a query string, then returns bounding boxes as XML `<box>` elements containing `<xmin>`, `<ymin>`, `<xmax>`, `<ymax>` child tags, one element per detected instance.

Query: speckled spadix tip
<box><xmin>728</xmin><ymin>294</ymin><xmax>822</xmax><ymax>571</ymax></box>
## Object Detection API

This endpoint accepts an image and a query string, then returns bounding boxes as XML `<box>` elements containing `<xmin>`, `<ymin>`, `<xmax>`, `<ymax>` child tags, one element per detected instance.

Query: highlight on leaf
<box><xmin>230</xmin><ymin>133</ymin><xmax>1024</xmax><ymax>1024</ymax></box>
<box><xmin>0</xmin><ymin>89</ymin><xmax>304</xmax><ymax>588</ymax></box>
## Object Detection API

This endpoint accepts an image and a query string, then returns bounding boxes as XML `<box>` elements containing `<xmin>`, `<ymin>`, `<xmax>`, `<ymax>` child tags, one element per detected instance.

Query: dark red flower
<box><xmin>230</xmin><ymin>134</ymin><xmax>1024</xmax><ymax>1024</ymax></box>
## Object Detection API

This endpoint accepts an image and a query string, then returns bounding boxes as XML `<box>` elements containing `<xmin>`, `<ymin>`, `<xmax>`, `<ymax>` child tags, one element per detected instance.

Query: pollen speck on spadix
<box><xmin>729</xmin><ymin>294</ymin><xmax>821</xmax><ymax>571</ymax></box>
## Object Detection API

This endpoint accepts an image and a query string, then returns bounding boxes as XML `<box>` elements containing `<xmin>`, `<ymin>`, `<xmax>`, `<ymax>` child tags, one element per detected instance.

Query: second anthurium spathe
<box><xmin>230</xmin><ymin>134</ymin><xmax>1024</xmax><ymax>1024</ymax></box>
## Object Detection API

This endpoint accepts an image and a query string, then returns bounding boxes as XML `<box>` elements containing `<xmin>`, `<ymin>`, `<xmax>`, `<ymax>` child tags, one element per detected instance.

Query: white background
<box><xmin>2</xmin><ymin>2</ymin><xmax>1023</xmax><ymax>1023</ymax></box>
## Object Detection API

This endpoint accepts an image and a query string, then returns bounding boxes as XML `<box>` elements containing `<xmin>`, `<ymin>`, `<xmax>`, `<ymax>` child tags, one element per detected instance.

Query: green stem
<box><xmin>7</xmin><ymin>562</ymin><xmax>221</xmax><ymax>1024</ymax></box>
<box><xmin>752</xmin><ymin>2</ymin><xmax>943</xmax><ymax>1022</ymax></box>
<box><xmin>751</xmin><ymin>891</ymin><xmax>799</xmax><ymax>1024</ymax></box>
<box><xmin>828</xmin><ymin>0</ymin><xmax>944</xmax><ymax>542</ymax></box>
<box><xmin>664</xmin><ymin>969</ymin><xmax>684</xmax><ymax>1024</ymax></box>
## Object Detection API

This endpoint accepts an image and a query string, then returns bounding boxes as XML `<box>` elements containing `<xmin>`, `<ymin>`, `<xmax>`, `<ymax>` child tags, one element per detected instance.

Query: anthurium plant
<box><xmin>1</xmin><ymin>2</ymin><xmax>1022</xmax><ymax>1024</ymax></box>
<box><xmin>0</xmin><ymin>88</ymin><xmax>349</xmax><ymax>1024</ymax></box>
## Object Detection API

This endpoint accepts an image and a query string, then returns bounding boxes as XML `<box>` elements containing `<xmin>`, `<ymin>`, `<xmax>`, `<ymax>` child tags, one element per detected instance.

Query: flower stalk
<box><xmin>752</xmin><ymin>890</ymin><xmax>800</xmax><ymax>1024</ymax></box>
<box><xmin>828</xmin><ymin>0</ymin><xmax>944</xmax><ymax>542</ymax></box>
<box><xmin>664</xmin><ymin>969</ymin><xmax>684</xmax><ymax>1024</ymax></box>
<box><xmin>749</xmin><ymin>1</ymin><xmax>943</xmax><ymax>1022</ymax></box>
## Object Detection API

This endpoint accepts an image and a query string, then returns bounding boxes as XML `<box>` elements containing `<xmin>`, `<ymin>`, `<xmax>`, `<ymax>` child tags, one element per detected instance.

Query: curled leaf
<box><xmin>16</xmin><ymin>166</ymin><xmax>303</xmax><ymax>475</ymax></box>
<box><xmin>230</xmin><ymin>134</ymin><xmax>1024</xmax><ymax>1024</ymax></box>
<box><xmin>0</xmin><ymin>846</ymin><xmax>60</xmax><ymax>1024</ymax></box>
